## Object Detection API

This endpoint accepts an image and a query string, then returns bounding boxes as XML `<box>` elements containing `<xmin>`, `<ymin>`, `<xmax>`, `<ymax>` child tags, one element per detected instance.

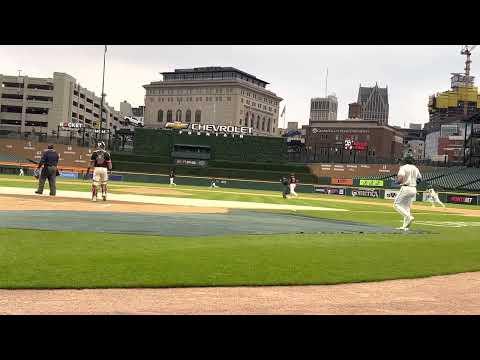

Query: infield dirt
<box><xmin>1</xmin><ymin>272</ymin><xmax>479</xmax><ymax>314</ymax></box>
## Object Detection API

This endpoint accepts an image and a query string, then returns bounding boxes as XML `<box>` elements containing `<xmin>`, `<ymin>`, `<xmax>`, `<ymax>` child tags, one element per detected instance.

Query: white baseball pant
<box><xmin>289</xmin><ymin>183</ymin><xmax>298</xmax><ymax>197</ymax></box>
<box><xmin>393</xmin><ymin>186</ymin><xmax>417</xmax><ymax>227</ymax></box>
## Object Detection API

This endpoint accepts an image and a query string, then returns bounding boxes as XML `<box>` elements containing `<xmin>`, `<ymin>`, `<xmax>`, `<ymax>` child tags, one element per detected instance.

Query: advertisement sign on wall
<box><xmin>359</xmin><ymin>179</ymin><xmax>384</xmax><ymax>187</ymax></box>
<box><xmin>385</xmin><ymin>189</ymin><xmax>416</xmax><ymax>201</ymax></box>
<box><xmin>331</xmin><ymin>178</ymin><xmax>353</xmax><ymax>186</ymax></box>
<box><xmin>447</xmin><ymin>194</ymin><xmax>478</xmax><ymax>205</ymax></box>
<box><xmin>314</xmin><ymin>186</ymin><xmax>346</xmax><ymax>195</ymax></box>
<box><xmin>174</xmin><ymin>159</ymin><xmax>208</xmax><ymax>167</ymax></box>
<box><xmin>59</xmin><ymin>172</ymin><xmax>78</xmax><ymax>179</ymax></box>
<box><xmin>351</xmin><ymin>188</ymin><xmax>380</xmax><ymax>198</ymax></box>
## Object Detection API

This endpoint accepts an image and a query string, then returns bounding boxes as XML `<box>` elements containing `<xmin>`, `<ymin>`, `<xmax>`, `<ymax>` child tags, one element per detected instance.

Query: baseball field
<box><xmin>1</xmin><ymin>173</ymin><xmax>480</xmax><ymax>314</ymax></box>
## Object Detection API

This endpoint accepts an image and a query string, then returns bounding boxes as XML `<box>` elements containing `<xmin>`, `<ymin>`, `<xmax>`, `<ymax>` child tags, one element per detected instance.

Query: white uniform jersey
<box><xmin>397</xmin><ymin>164</ymin><xmax>422</xmax><ymax>187</ymax></box>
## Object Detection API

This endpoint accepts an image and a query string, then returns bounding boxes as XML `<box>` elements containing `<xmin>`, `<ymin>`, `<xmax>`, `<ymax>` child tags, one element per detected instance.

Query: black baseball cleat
<box><xmin>35</xmin><ymin>191</ymin><xmax>42</xmax><ymax>195</ymax></box>
<box><xmin>102</xmin><ymin>195</ymin><xmax>107</xmax><ymax>201</ymax></box>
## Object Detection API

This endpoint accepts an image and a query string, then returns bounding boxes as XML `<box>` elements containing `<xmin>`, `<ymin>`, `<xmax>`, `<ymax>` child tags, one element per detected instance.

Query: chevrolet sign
<box><xmin>165</xmin><ymin>122</ymin><xmax>190</xmax><ymax>130</ymax></box>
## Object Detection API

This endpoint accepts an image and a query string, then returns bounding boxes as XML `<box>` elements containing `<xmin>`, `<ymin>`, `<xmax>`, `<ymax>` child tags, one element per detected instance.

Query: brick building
<box><xmin>305</xmin><ymin>120</ymin><xmax>404</xmax><ymax>163</ymax></box>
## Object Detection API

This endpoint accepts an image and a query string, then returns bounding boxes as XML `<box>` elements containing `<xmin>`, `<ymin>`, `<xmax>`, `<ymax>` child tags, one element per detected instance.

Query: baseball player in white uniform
<box><xmin>289</xmin><ymin>174</ymin><xmax>299</xmax><ymax>197</ymax></box>
<box><xmin>393</xmin><ymin>156</ymin><xmax>422</xmax><ymax>231</ymax></box>
<box><xmin>426</xmin><ymin>188</ymin><xmax>445</xmax><ymax>208</ymax></box>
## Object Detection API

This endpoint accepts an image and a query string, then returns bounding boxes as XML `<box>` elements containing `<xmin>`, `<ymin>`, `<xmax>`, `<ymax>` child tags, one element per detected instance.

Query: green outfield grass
<box><xmin>1</xmin><ymin>174</ymin><xmax>480</xmax><ymax>289</ymax></box>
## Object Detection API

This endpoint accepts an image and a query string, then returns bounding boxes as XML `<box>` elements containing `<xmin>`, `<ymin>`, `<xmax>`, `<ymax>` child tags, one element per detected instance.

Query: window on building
<box><xmin>261</xmin><ymin>118</ymin><xmax>265</xmax><ymax>131</ymax></box>
<box><xmin>26</xmin><ymin>107</ymin><xmax>49</xmax><ymax>115</ymax></box>
<box><xmin>256</xmin><ymin>116</ymin><xmax>260</xmax><ymax>129</ymax></box>
<box><xmin>94</xmin><ymin>113</ymin><xmax>99</xmax><ymax>118</ymax></box>
<box><xmin>86</xmin><ymin>108</ymin><xmax>92</xmax><ymax>114</ymax></box>
<box><xmin>1</xmin><ymin>93</ymin><xmax>23</xmax><ymax>100</ymax></box>
<box><xmin>79</xmin><ymin>115</ymin><xmax>84</xmax><ymax>120</ymax></box>
<box><xmin>0</xmin><ymin>105</ymin><xmax>22</xmax><ymax>113</ymax></box>
<box><xmin>72</xmin><ymin>112</ymin><xmax>78</xmax><ymax>118</ymax></box>
<box><xmin>167</xmin><ymin>110</ymin><xmax>172</xmax><ymax>122</ymax></box>
<box><xmin>195</xmin><ymin>110</ymin><xmax>201</xmax><ymax>123</ymax></box>
<box><xmin>79</xmin><ymin>104</ymin><xmax>85</xmax><ymax>110</ymax></box>
<box><xmin>176</xmin><ymin>109</ymin><xmax>182</xmax><ymax>122</ymax></box>
<box><xmin>157</xmin><ymin>110</ymin><xmax>164</xmax><ymax>122</ymax></box>
<box><xmin>244</xmin><ymin>112</ymin><xmax>249</xmax><ymax>126</ymax></box>
<box><xmin>250</xmin><ymin>114</ymin><xmax>255</xmax><ymax>128</ymax></box>
<box><xmin>74</xmin><ymin>90</ymin><xmax>79</xmax><ymax>96</ymax></box>
<box><xmin>186</xmin><ymin>110</ymin><xmax>191</xmax><ymax>122</ymax></box>
<box><xmin>267</xmin><ymin>118</ymin><xmax>271</xmax><ymax>132</ymax></box>
<box><xmin>87</xmin><ymin>98</ymin><xmax>93</xmax><ymax>104</ymax></box>
<box><xmin>27</xmin><ymin>84</ymin><xmax>53</xmax><ymax>91</ymax></box>
<box><xmin>73</xmin><ymin>101</ymin><xmax>78</xmax><ymax>107</ymax></box>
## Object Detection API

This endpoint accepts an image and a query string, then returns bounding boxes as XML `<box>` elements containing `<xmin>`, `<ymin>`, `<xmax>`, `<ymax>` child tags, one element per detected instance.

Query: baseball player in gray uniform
<box><xmin>393</xmin><ymin>156</ymin><xmax>422</xmax><ymax>231</ymax></box>
<box><xmin>88</xmin><ymin>141</ymin><xmax>112</xmax><ymax>202</ymax></box>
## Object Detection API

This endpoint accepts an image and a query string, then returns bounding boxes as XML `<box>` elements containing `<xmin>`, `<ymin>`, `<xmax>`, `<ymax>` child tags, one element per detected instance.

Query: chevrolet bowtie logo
<box><xmin>165</xmin><ymin>122</ymin><xmax>190</xmax><ymax>130</ymax></box>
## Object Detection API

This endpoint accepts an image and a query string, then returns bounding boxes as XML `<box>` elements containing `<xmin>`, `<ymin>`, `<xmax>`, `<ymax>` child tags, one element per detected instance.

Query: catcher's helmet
<box><xmin>33</xmin><ymin>168</ymin><xmax>40</xmax><ymax>179</ymax></box>
<box><xmin>97</xmin><ymin>141</ymin><xmax>106</xmax><ymax>149</ymax></box>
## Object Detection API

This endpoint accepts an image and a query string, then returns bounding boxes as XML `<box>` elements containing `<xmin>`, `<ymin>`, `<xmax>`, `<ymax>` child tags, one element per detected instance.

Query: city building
<box><xmin>120</xmin><ymin>100</ymin><xmax>133</xmax><ymax>117</ymax></box>
<box><xmin>305</xmin><ymin>119</ymin><xmax>403</xmax><ymax>163</ymax></box>
<box><xmin>309</xmin><ymin>95</ymin><xmax>338</xmax><ymax>123</ymax></box>
<box><xmin>400</xmin><ymin>123</ymin><xmax>425</xmax><ymax>160</ymax></box>
<box><xmin>425</xmin><ymin>70</ymin><xmax>480</xmax><ymax>162</ymax></box>
<box><xmin>0</xmin><ymin>72</ymin><xmax>129</xmax><ymax>137</ymax></box>
<box><xmin>356</xmin><ymin>83</ymin><xmax>389</xmax><ymax>124</ymax></box>
<box><xmin>143</xmin><ymin>67</ymin><xmax>283</xmax><ymax>137</ymax></box>
<box><xmin>287</xmin><ymin>122</ymin><xmax>299</xmax><ymax>131</ymax></box>
<box><xmin>426</xmin><ymin>73</ymin><xmax>480</xmax><ymax>133</ymax></box>
<box><xmin>120</xmin><ymin>100</ymin><xmax>144</xmax><ymax>127</ymax></box>
<box><xmin>348</xmin><ymin>102</ymin><xmax>362</xmax><ymax>119</ymax></box>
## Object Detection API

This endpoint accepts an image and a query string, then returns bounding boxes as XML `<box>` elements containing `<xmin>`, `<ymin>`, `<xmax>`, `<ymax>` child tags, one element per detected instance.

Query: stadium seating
<box><xmin>427</xmin><ymin>167</ymin><xmax>480</xmax><ymax>190</ymax></box>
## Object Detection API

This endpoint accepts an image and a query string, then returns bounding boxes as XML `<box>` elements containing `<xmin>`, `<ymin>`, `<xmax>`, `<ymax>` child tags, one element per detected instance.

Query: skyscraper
<box><xmin>357</xmin><ymin>83</ymin><xmax>389</xmax><ymax>125</ymax></box>
<box><xmin>309</xmin><ymin>95</ymin><xmax>338</xmax><ymax>123</ymax></box>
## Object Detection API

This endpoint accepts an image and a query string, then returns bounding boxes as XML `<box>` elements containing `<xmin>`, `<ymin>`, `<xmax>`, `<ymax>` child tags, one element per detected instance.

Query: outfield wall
<box><xmin>1</xmin><ymin>167</ymin><xmax>478</xmax><ymax>205</ymax></box>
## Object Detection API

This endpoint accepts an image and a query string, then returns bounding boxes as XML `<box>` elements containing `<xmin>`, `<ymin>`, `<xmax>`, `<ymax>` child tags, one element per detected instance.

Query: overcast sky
<box><xmin>0</xmin><ymin>45</ymin><xmax>474</xmax><ymax>128</ymax></box>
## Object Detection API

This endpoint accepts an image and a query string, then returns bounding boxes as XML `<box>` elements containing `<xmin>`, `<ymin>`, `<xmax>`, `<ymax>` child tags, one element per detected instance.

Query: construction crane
<box><xmin>461</xmin><ymin>45</ymin><xmax>477</xmax><ymax>165</ymax></box>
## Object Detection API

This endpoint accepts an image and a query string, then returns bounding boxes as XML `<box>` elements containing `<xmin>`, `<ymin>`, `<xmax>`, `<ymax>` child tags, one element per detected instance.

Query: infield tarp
<box><xmin>0</xmin><ymin>210</ymin><xmax>403</xmax><ymax>236</ymax></box>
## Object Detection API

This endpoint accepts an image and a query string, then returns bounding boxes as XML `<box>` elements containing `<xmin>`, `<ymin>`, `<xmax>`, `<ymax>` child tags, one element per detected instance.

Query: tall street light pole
<box><xmin>99</xmin><ymin>45</ymin><xmax>107</xmax><ymax>142</ymax></box>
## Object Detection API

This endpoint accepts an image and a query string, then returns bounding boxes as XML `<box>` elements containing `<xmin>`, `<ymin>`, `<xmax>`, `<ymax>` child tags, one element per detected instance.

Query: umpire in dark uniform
<box><xmin>35</xmin><ymin>144</ymin><xmax>60</xmax><ymax>196</ymax></box>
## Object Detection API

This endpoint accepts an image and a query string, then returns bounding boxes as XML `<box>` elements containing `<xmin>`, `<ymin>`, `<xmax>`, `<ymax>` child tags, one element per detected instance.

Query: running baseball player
<box><xmin>393</xmin><ymin>156</ymin><xmax>422</xmax><ymax>231</ymax></box>
<box><xmin>289</xmin><ymin>173</ymin><xmax>299</xmax><ymax>197</ymax></box>
<box><xmin>169</xmin><ymin>169</ymin><xmax>176</xmax><ymax>186</ymax></box>
<box><xmin>426</xmin><ymin>187</ymin><xmax>445</xmax><ymax>208</ymax></box>
<box><xmin>280</xmin><ymin>176</ymin><xmax>290</xmax><ymax>199</ymax></box>
<box><xmin>87</xmin><ymin>141</ymin><xmax>112</xmax><ymax>202</ymax></box>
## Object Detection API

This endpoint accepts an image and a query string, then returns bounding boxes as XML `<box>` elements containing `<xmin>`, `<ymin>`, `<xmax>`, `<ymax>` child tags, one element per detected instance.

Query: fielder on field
<box><xmin>87</xmin><ymin>141</ymin><xmax>112</xmax><ymax>202</ymax></box>
<box><xmin>425</xmin><ymin>187</ymin><xmax>445</xmax><ymax>208</ymax></box>
<box><xmin>209</xmin><ymin>177</ymin><xmax>219</xmax><ymax>189</ymax></box>
<box><xmin>393</xmin><ymin>156</ymin><xmax>422</xmax><ymax>231</ymax></box>
<box><xmin>169</xmin><ymin>169</ymin><xmax>176</xmax><ymax>186</ymax></box>
<box><xmin>289</xmin><ymin>173</ymin><xmax>299</xmax><ymax>197</ymax></box>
